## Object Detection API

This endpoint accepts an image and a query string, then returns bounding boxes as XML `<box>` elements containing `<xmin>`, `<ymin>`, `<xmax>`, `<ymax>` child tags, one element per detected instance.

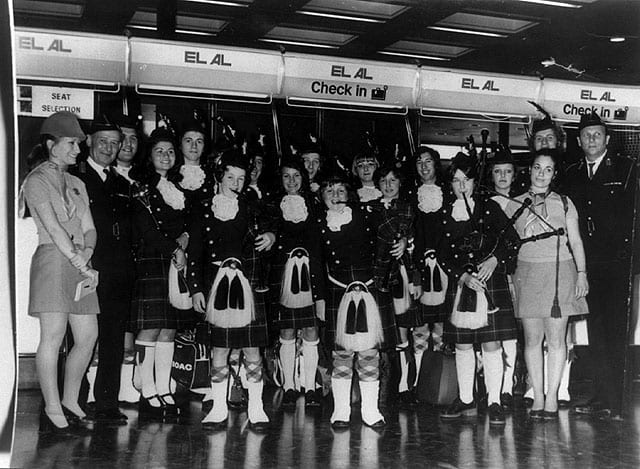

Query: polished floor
<box><xmin>11</xmin><ymin>386</ymin><xmax>640</xmax><ymax>469</ymax></box>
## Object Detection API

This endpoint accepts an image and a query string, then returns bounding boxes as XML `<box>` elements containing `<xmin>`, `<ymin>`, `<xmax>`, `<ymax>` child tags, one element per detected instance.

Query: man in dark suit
<box><xmin>74</xmin><ymin>116</ymin><xmax>135</xmax><ymax>423</ymax></box>
<box><xmin>563</xmin><ymin>111</ymin><xmax>637</xmax><ymax>420</ymax></box>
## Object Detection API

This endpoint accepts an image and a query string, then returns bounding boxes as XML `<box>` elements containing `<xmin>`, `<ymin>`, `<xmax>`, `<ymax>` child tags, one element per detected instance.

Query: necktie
<box><xmin>588</xmin><ymin>162</ymin><xmax>595</xmax><ymax>180</ymax></box>
<box><xmin>104</xmin><ymin>167</ymin><xmax>112</xmax><ymax>184</ymax></box>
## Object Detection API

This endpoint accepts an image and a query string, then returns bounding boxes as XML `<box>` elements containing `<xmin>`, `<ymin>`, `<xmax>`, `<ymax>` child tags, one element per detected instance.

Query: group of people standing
<box><xmin>21</xmin><ymin>104</ymin><xmax>636</xmax><ymax>438</ymax></box>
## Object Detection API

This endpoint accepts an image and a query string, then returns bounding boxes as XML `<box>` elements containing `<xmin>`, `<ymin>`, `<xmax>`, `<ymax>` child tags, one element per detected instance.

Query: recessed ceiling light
<box><xmin>258</xmin><ymin>38</ymin><xmax>339</xmax><ymax>49</ymax></box>
<box><xmin>428</xmin><ymin>26</ymin><xmax>507</xmax><ymax>38</ymax></box>
<box><xmin>175</xmin><ymin>29</ymin><xmax>217</xmax><ymax>36</ymax></box>
<box><xmin>128</xmin><ymin>25</ymin><xmax>158</xmax><ymax>31</ymax></box>
<box><xmin>182</xmin><ymin>0</ymin><xmax>251</xmax><ymax>6</ymax></box>
<box><xmin>297</xmin><ymin>11</ymin><xmax>384</xmax><ymax>23</ymax></box>
<box><xmin>514</xmin><ymin>0</ymin><xmax>581</xmax><ymax>8</ymax></box>
<box><xmin>378</xmin><ymin>51</ymin><xmax>451</xmax><ymax>61</ymax></box>
<box><xmin>609</xmin><ymin>36</ymin><xmax>626</xmax><ymax>43</ymax></box>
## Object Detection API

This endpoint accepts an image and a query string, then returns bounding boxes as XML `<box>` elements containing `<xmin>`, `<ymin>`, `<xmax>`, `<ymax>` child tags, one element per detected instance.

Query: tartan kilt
<box><xmin>130</xmin><ymin>255</ymin><xmax>181</xmax><ymax>331</ymax></box>
<box><xmin>442</xmin><ymin>272</ymin><xmax>517</xmax><ymax>344</ymax></box>
<box><xmin>269</xmin><ymin>252</ymin><xmax>317</xmax><ymax>331</ymax></box>
<box><xmin>207</xmin><ymin>267</ymin><xmax>269</xmax><ymax>349</ymax></box>
<box><xmin>395</xmin><ymin>302</ymin><xmax>447</xmax><ymax>328</ymax></box>
<box><xmin>325</xmin><ymin>273</ymin><xmax>399</xmax><ymax>352</ymax></box>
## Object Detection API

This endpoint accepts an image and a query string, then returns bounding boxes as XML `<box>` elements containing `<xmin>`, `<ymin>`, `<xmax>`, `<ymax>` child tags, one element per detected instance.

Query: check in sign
<box><xmin>26</xmin><ymin>86</ymin><xmax>94</xmax><ymax>119</ymax></box>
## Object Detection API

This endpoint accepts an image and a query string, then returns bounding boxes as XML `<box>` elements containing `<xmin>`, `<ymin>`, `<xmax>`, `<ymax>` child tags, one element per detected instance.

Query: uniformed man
<box><xmin>73</xmin><ymin>116</ymin><xmax>134</xmax><ymax>424</ymax></box>
<box><xmin>563</xmin><ymin>111</ymin><xmax>637</xmax><ymax>420</ymax></box>
<box><xmin>113</xmin><ymin>114</ymin><xmax>140</xmax><ymax>184</ymax></box>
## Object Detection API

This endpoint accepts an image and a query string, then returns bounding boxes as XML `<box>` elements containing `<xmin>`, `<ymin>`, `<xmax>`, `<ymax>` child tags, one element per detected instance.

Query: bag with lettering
<box><xmin>171</xmin><ymin>327</ymin><xmax>210</xmax><ymax>391</ymax></box>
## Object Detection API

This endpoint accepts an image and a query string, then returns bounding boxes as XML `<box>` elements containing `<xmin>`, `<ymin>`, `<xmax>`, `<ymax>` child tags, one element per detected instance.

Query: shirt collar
<box><xmin>585</xmin><ymin>151</ymin><xmax>606</xmax><ymax>176</ymax></box>
<box><xmin>87</xmin><ymin>157</ymin><xmax>108</xmax><ymax>182</ymax></box>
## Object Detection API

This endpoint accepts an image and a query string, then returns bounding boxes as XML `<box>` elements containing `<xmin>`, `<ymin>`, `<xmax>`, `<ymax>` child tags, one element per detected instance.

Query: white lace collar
<box><xmin>417</xmin><ymin>184</ymin><xmax>443</xmax><ymax>214</ymax></box>
<box><xmin>179</xmin><ymin>164</ymin><xmax>206</xmax><ymax>191</ymax></box>
<box><xmin>211</xmin><ymin>193</ymin><xmax>239</xmax><ymax>221</ymax></box>
<box><xmin>357</xmin><ymin>186</ymin><xmax>382</xmax><ymax>202</ymax></box>
<box><xmin>157</xmin><ymin>177</ymin><xmax>185</xmax><ymax>210</ymax></box>
<box><xmin>451</xmin><ymin>198</ymin><xmax>474</xmax><ymax>222</ymax></box>
<box><xmin>326</xmin><ymin>206</ymin><xmax>353</xmax><ymax>232</ymax></box>
<box><xmin>280</xmin><ymin>194</ymin><xmax>308</xmax><ymax>223</ymax></box>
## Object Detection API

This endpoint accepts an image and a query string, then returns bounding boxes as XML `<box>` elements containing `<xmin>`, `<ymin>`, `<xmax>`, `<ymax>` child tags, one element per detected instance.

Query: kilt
<box><xmin>29</xmin><ymin>244</ymin><xmax>100</xmax><ymax>316</ymax></box>
<box><xmin>269</xmin><ymin>251</ymin><xmax>317</xmax><ymax>331</ymax></box>
<box><xmin>207</xmin><ymin>264</ymin><xmax>269</xmax><ymax>348</ymax></box>
<box><xmin>395</xmin><ymin>303</ymin><xmax>446</xmax><ymax>328</ymax></box>
<box><xmin>325</xmin><ymin>271</ymin><xmax>398</xmax><ymax>351</ymax></box>
<box><xmin>130</xmin><ymin>255</ymin><xmax>191</xmax><ymax>331</ymax></box>
<box><xmin>443</xmin><ymin>272</ymin><xmax>517</xmax><ymax>344</ymax></box>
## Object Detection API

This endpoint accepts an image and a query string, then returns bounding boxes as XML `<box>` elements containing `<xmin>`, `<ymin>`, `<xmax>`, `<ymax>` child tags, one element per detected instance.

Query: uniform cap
<box><xmin>578</xmin><ymin>111</ymin><xmax>606</xmax><ymax>131</ymax></box>
<box><xmin>89</xmin><ymin>114</ymin><xmax>121</xmax><ymax>135</ymax></box>
<box><xmin>40</xmin><ymin>111</ymin><xmax>86</xmax><ymax>140</ymax></box>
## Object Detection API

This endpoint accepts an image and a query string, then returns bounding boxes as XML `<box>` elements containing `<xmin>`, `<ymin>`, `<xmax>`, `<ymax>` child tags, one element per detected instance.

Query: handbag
<box><xmin>415</xmin><ymin>348</ymin><xmax>458</xmax><ymax>406</ymax></box>
<box><xmin>171</xmin><ymin>325</ymin><xmax>211</xmax><ymax>391</ymax></box>
<box><xmin>169</xmin><ymin>262</ymin><xmax>192</xmax><ymax>310</ymax></box>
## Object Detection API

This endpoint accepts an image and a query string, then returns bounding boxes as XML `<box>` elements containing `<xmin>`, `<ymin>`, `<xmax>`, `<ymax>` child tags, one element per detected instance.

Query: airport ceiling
<box><xmin>13</xmin><ymin>0</ymin><xmax>640</xmax><ymax>86</ymax></box>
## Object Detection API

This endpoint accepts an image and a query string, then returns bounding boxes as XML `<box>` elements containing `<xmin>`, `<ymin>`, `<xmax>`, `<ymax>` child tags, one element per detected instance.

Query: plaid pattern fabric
<box><xmin>325</xmin><ymin>266</ymin><xmax>398</xmax><ymax>351</ymax></box>
<box><xmin>371</xmin><ymin>200</ymin><xmax>416</xmax><ymax>291</ymax></box>
<box><xmin>244</xmin><ymin>360</ymin><xmax>263</xmax><ymax>383</ymax></box>
<box><xmin>271</xmin><ymin>304</ymin><xmax>317</xmax><ymax>331</ymax></box>
<box><xmin>211</xmin><ymin>365</ymin><xmax>229</xmax><ymax>383</ymax></box>
<box><xmin>442</xmin><ymin>272</ymin><xmax>517</xmax><ymax>344</ymax></box>
<box><xmin>130</xmin><ymin>254</ymin><xmax>179</xmax><ymax>331</ymax></box>
<box><xmin>331</xmin><ymin>350</ymin><xmax>354</xmax><ymax>379</ymax></box>
<box><xmin>209</xmin><ymin>287</ymin><xmax>269</xmax><ymax>348</ymax></box>
<box><xmin>355</xmin><ymin>349</ymin><xmax>380</xmax><ymax>381</ymax></box>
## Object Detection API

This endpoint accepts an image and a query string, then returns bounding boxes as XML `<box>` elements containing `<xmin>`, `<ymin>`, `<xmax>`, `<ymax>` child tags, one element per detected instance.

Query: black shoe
<box><xmin>398</xmin><ymin>390</ymin><xmax>418</xmax><ymax>409</ymax></box>
<box><xmin>529</xmin><ymin>409</ymin><xmax>545</xmax><ymax>419</ymax></box>
<box><xmin>558</xmin><ymin>399</ymin><xmax>571</xmax><ymax>409</ymax></box>
<box><xmin>542</xmin><ymin>410</ymin><xmax>559</xmax><ymax>420</ymax></box>
<box><xmin>573</xmin><ymin>403</ymin><xmax>603</xmax><ymax>415</ymax></box>
<box><xmin>138</xmin><ymin>395</ymin><xmax>164</xmax><ymax>420</ymax></box>
<box><xmin>202</xmin><ymin>399</ymin><xmax>213</xmax><ymax>414</ymax></box>
<box><xmin>159</xmin><ymin>394</ymin><xmax>180</xmax><ymax>419</ymax></box>
<box><xmin>40</xmin><ymin>411</ymin><xmax>89</xmax><ymax>436</ymax></box>
<box><xmin>440</xmin><ymin>398</ymin><xmax>477</xmax><ymax>419</ymax></box>
<box><xmin>305</xmin><ymin>390</ymin><xmax>321</xmax><ymax>407</ymax></box>
<box><xmin>248</xmin><ymin>420</ymin><xmax>270</xmax><ymax>433</ymax></box>
<box><xmin>202</xmin><ymin>418</ymin><xmax>228</xmax><ymax>431</ymax></box>
<box><xmin>500</xmin><ymin>393</ymin><xmax>513</xmax><ymax>410</ymax></box>
<box><xmin>94</xmin><ymin>408</ymin><xmax>128</xmax><ymax>425</ymax></box>
<box><xmin>331</xmin><ymin>420</ymin><xmax>350</xmax><ymax>430</ymax></box>
<box><xmin>363</xmin><ymin>419</ymin><xmax>386</xmax><ymax>429</ymax></box>
<box><xmin>523</xmin><ymin>397</ymin><xmax>534</xmax><ymax>408</ymax></box>
<box><xmin>488</xmin><ymin>403</ymin><xmax>505</xmax><ymax>425</ymax></box>
<box><xmin>595</xmin><ymin>409</ymin><xmax>623</xmax><ymax>421</ymax></box>
<box><xmin>61</xmin><ymin>405</ymin><xmax>91</xmax><ymax>426</ymax></box>
<box><xmin>282</xmin><ymin>389</ymin><xmax>299</xmax><ymax>408</ymax></box>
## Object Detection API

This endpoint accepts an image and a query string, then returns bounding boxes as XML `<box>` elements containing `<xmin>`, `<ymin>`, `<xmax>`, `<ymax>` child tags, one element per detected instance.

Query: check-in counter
<box><xmin>14</xmin><ymin>27</ymin><xmax>127</xmax><ymax>88</ymax></box>
<box><xmin>129</xmin><ymin>37</ymin><xmax>283</xmax><ymax>102</ymax></box>
<box><xmin>418</xmin><ymin>68</ymin><xmax>542</xmax><ymax>121</ymax></box>
<box><xmin>540</xmin><ymin>78</ymin><xmax>640</xmax><ymax>125</ymax></box>
<box><xmin>282</xmin><ymin>54</ymin><xmax>417</xmax><ymax>114</ymax></box>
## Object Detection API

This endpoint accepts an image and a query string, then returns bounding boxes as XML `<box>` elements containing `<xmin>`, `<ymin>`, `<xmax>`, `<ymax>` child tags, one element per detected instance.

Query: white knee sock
<box><xmin>558</xmin><ymin>359</ymin><xmax>572</xmax><ymax>401</ymax></box>
<box><xmin>135</xmin><ymin>340</ymin><xmax>157</xmax><ymax>399</ymax></box>
<box><xmin>455</xmin><ymin>348</ymin><xmax>476</xmax><ymax>404</ymax></box>
<box><xmin>279</xmin><ymin>337</ymin><xmax>297</xmax><ymax>391</ymax></box>
<box><xmin>501</xmin><ymin>339</ymin><xmax>517</xmax><ymax>394</ymax></box>
<box><xmin>302</xmin><ymin>339</ymin><xmax>319</xmax><ymax>392</ymax></box>
<box><xmin>397</xmin><ymin>342</ymin><xmax>410</xmax><ymax>393</ymax></box>
<box><xmin>155</xmin><ymin>341</ymin><xmax>175</xmax><ymax>403</ymax></box>
<box><xmin>482</xmin><ymin>349</ymin><xmax>504</xmax><ymax>406</ymax></box>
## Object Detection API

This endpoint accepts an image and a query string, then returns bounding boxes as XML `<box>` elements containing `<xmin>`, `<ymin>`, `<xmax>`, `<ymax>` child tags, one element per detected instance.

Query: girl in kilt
<box><xmin>188</xmin><ymin>150</ymin><xmax>275</xmax><ymax>431</ymax></box>
<box><xmin>130</xmin><ymin>127</ymin><xmax>188</xmax><ymax>418</ymax></box>
<box><xmin>270</xmin><ymin>158</ymin><xmax>325</xmax><ymax>407</ymax></box>
<box><xmin>410</xmin><ymin>146</ymin><xmax>449</xmax><ymax>398</ymax></box>
<box><xmin>314</xmin><ymin>175</ymin><xmax>398</xmax><ymax>429</ymax></box>
<box><xmin>438</xmin><ymin>153</ymin><xmax>519</xmax><ymax>425</ymax></box>
<box><xmin>369</xmin><ymin>165</ymin><xmax>421</xmax><ymax>408</ymax></box>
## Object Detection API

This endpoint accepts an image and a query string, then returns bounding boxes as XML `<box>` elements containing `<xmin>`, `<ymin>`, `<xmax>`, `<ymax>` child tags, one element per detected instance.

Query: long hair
<box><xmin>411</xmin><ymin>145</ymin><xmax>444</xmax><ymax>188</ymax></box>
<box><xmin>278</xmin><ymin>157</ymin><xmax>310</xmax><ymax>197</ymax></box>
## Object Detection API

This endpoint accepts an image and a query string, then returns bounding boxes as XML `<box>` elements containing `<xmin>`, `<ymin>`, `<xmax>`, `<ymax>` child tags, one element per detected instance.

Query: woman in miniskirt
<box><xmin>21</xmin><ymin>111</ymin><xmax>99</xmax><ymax>434</ymax></box>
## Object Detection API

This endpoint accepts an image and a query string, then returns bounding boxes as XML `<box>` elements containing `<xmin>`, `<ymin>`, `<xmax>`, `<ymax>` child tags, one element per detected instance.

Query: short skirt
<box><xmin>443</xmin><ymin>272</ymin><xmax>517</xmax><ymax>344</ymax></box>
<box><xmin>28</xmin><ymin>244</ymin><xmax>100</xmax><ymax>316</ymax></box>
<box><xmin>513</xmin><ymin>259</ymin><xmax>589</xmax><ymax>319</ymax></box>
